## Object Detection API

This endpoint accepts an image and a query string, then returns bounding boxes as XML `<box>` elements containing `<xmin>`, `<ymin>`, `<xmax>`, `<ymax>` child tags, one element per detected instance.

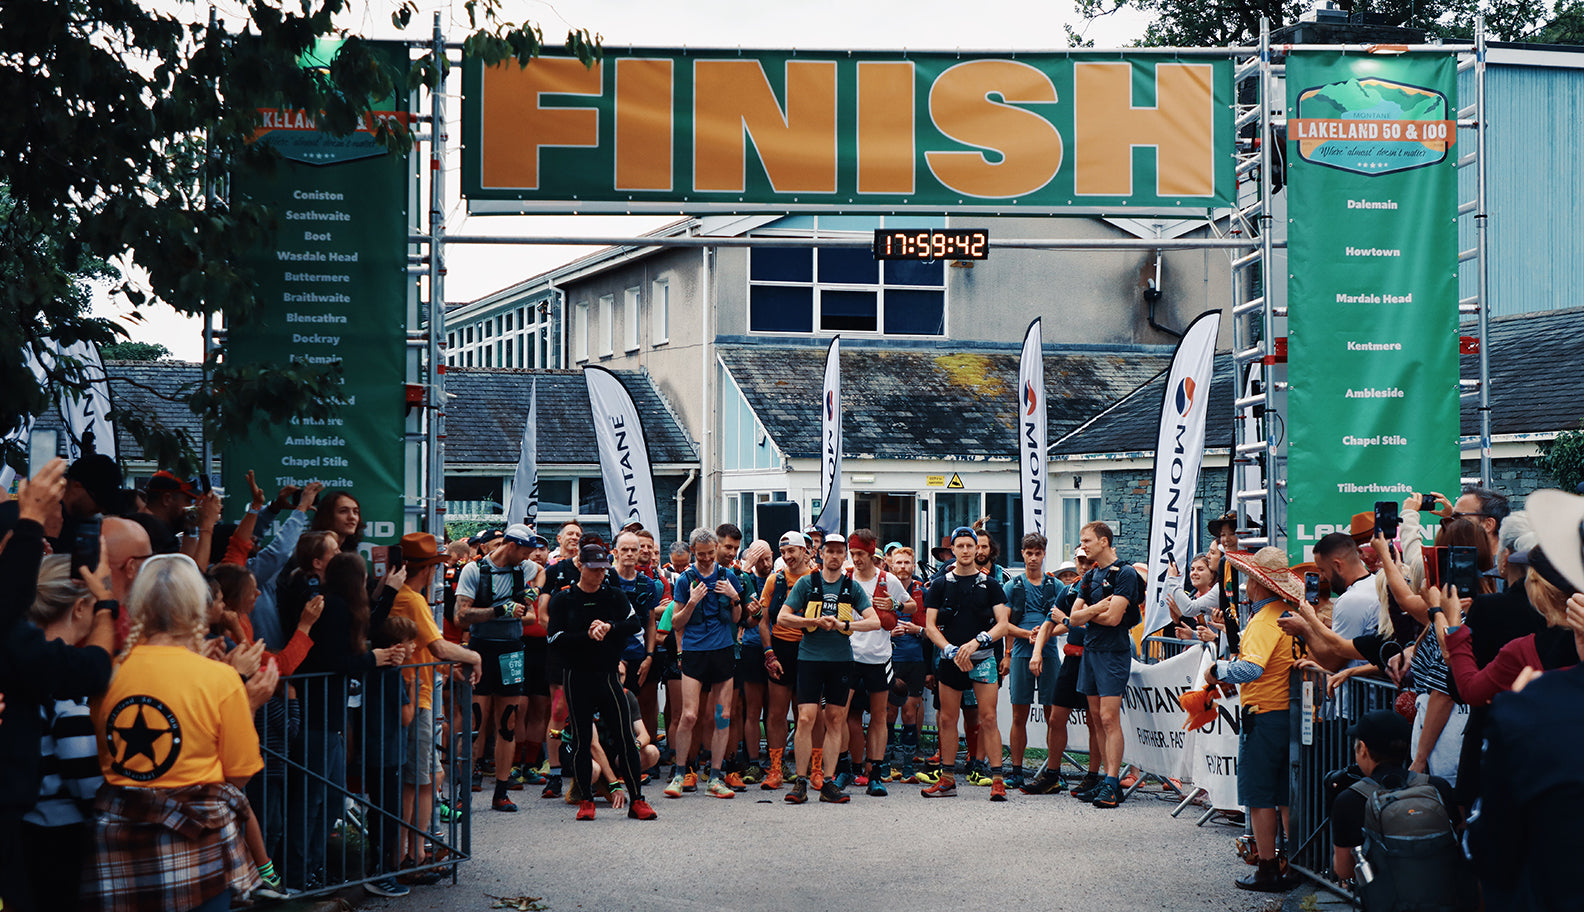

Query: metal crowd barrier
<box><xmin>1140</xmin><ymin>635</ymin><xmax>1202</xmax><ymax>664</ymax></box>
<box><xmin>1286</xmin><ymin>664</ymin><xmax>1399</xmax><ymax>890</ymax></box>
<box><xmin>254</xmin><ymin>660</ymin><xmax>470</xmax><ymax>897</ymax></box>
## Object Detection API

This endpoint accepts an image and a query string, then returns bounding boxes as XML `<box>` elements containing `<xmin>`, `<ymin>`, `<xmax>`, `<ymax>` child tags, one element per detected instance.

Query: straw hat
<box><xmin>1222</xmin><ymin>547</ymin><xmax>1304</xmax><ymax>603</ymax></box>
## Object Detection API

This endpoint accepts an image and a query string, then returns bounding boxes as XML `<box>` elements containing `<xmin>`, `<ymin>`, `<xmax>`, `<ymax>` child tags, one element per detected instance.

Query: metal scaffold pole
<box><xmin>425</xmin><ymin>12</ymin><xmax>447</xmax><ymax>536</ymax></box>
<box><xmin>1474</xmin><ymin>19</ymin><xmax>1493</xmax><ymax>488</ymax></box>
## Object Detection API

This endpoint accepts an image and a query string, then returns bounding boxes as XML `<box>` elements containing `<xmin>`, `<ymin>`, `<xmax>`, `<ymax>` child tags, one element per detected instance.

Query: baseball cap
<box><xmin>579</xmin><ymin>542</ymin><xmax>612</xmax><ymax>569</ymax></box>
<box><xmin>1346</xmin><ymin>709</ymin><xmax>1412</xmax><ymax>756</ymax></box>
<box><xmin>146</xmin><ymin>470</ymin><xmax>198</xmax><ymax>500</ymax></box>
<box><xmin>502</xmin><ymin>523</ymin><xmax>536</xmax><ymax>546</ymax></box>
<box><xmin>949</xmin><ymin>525</ymin><xmax>978</xmax><ymax>545</ymax></box>
<box><xmin>67</xmin><ymin>454</ymin><xmax>125</xmax><ymax>514</ymax></box>
<box><xmin>1054</xmin><ymin>560</ymin><xmax>1078</xmax><ymax>575</ymax></box>
<box><xmin>779</xmin><ymin>531</ymin><xmax>810</xmax><ymax>549</ymax></box>
<box><xmin>620</xmin><ymin>520</ymin><xmax>645</xmax><ymax>533</ymax></box>
<box><xmin>822</xmin><ymin>532</ymin><xmax>847</xmax><ymax>548</ymax></box>
<box><xmin>525</xmin><ymin>533</ymin><xmax>550</xmax><ymax>549</ymax></box>
<box><xmin>883</xmin><ymin>541</ymin><xmax>904</xmax><ymax>555</ymax></box>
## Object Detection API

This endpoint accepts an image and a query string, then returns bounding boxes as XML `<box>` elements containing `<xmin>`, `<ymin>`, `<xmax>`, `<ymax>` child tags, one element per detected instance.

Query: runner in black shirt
<box><xmin>921</xmin><ymin>525</ymin><xmax>1012</xmax><ymax>800</ymax></box>
<box><xmin>547</xmin><ymin>543</ymin><xmax>657</xmax><ymax>822</ymax></box>
<box><xmin>1066</xmin><ymin>521</ymin><xmax>1144</xmax><ymax>809</ymax></box>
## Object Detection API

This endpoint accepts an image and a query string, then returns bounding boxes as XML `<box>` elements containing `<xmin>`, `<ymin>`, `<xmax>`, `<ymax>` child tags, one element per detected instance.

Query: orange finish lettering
<box><xmin>857</xmin><ymin>62</ymin><xmax>915</xmax><ymax>194</ymax></box>
<box><xmin>615</xmin><ymin>58</ymin><xmax>674</xmax><ymax>191</ymax></box>
<box><xmin>693</xmin><ymin>60</ymin><xmax>837</xmax><ymax>194</ymax></box>
<box><xmin>924</xmin><ymin>60</ymin><xmax>1062</xmax><ymax>199</ymax></box>
<box><xmin>1073</xmin><ymin>62</ymin><xmax>1216</xmax><ymax>197</ymax></box>
<box><xmin>479</xmin><ymin>59</ymin><xmax>602</xmax><ymax>190</ymax></box>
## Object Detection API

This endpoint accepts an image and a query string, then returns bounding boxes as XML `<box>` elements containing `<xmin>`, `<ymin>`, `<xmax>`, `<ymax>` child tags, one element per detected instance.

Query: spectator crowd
<box><xmin>2</xmin><ymin>442</ymin><xmax>1581</xmax><ymax>912</ymax></box>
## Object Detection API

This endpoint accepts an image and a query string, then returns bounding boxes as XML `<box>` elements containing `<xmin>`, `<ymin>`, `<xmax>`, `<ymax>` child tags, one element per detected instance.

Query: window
<box><xmin>597</xmin><ymin>294</ymin><xmax>614</xmax><ymax>357</ymax></box>
<box><xmin>652</xmin><ymin>279</ymin><xmax>670</xmax><ymax>344</ymax></box>
<box><xmin>503</xmin><ymin>341</ymin><xmax>512</xmax><ymax>367</ymax></box>
<box><xmin>484</xmin><ymin>346</ymin><xmax>493</xmax><ymax>367</ymax></box>
<box><xmin>574</xmin><ymin>303</ymin><xmax>589</xmax><ymax>362</ymax></box>
<box><xmin>624</xmin><ymin>287</ymin><xmax>640</xmax><ymax>352</ymax></box>
<box><xmin>748</xmin><ymin>245</ymin><xmax>944</xmax><ymax>336</ymax></box>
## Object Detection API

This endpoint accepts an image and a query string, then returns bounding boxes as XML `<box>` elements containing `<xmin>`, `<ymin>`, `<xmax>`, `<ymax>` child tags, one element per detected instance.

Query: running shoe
<box><xmin>682</xmin><ymin>770</ymin><xmax>698</xmax><ymax>792</ymax></box>
<box><xmin>1022</xmin><ymin>770</ymin><xmax>1066</xmax><ymax>795</ymax></box>
<box><xmin>853</xmin><ymin>773</ymin><xmax>870</xmax><ymax>787</ymax></box>
<box><xmin>990</xmin><ymin>779</ymin><xmax>1008</xmax><ymax>802</ymax></box>
<box><xmin>541</xmin><ymin>775</ymin><xmax>562</xmax><ymax>799</ymax></box>
<box><xmin>965</xmin><ymin>768</ymin><xmax>994</xmax><ymax>787</ymax></box>
<box><xmin>1004</xmin><ymin>771</ymin><xmax>1026</xmax><ymax>791</ymax></box>
<box><xmin>364</xmin><ymin>877</ymin><xmax>411</xmax><ymax>897</ymax></box>
<box><xmin>470</xmin><ymin>770</ymin><xmax>483</xmax><ymax>793</ymax></box>
<box><xmin>707</xmin><ymin>776</ymin><xmax>736</xmax><ymax>799</ymax></box>
<box><xmin>833</xmin><ymin>771</ymin><xmax>854</xmax><ymax>790</ymax></box>
<box><xmin>398</xmin><ymin>857</ymin><xmax>442</xmax><ymax>886</ymax></box>
<box><xmin>819</xmin><ymin>780</ymin><xmax>851</xmax><ymax>804</ymax></box>
<box><xmin>436</xmin><ymin>799</ymin><xmax>459</xmax><ymax>823</ymax></box>
<box><xmin>1071</xmin><ymin>775</ymin><xmax>1103</xmax><ymax>802</ymax></box>
<box><xmin>723</xmin><ymin>771</ymin><xmax>748</xmax><ymax>792</ymax></box>
<box><xmin>1092</xmin><ymin>781</ymin><xmax>1123</xmax><ymax>809</ymax></box>
<box><xmin>628</xmin><ymin>798</ymin><xmax>658</xmax><ymax>820</ymax></box>
<box><xmin>522</xmin><ymin>763</ymin><xmax>547</xmax><ymax>785</ymax></box>
<box><xmin>741</xmin><ymin>764</ymin><xmax>764</xmax><ymax>785</ymax></box>
<box><xmin>785</xmin><ymin>778</ymin><xmax>809</xmax><ymax>804</ymax></box>
<box><xmin>920</xmin><ymin>776</ymin><xmax>957</xmax><ymax>798</ymax></box>
<box><xmin>761</xmin><ymin>763</ymin><xmax>783</xmax><ymax>790</ymax></box>
<box><xmin>663</xmin><ymin>773</ymin><xmax>685</xmax><ymax>798</ymax></box>
<box><xmin>254</xmin><ymin>869</ymin><xmax>290</xmax><ymax>900</ymax></box>
<box><xmin>912</xmin><ymin>767</ymin><xmax>940</xmax><ymax>785</ymax></box>
<box><xmin>492</xmin><ymin>795</ymin><xmax>518</xmax><ymax>812</ymax></box>
<box><xmin>866</xmin><ymin>778</ymin><xmax>888</xmax><ymax>797</ymax></box>
<box><xmin>896</xmin><ymin>759</ymin><xmax>915</xmax><ymax>782</ymax></box>
<box><xmin>576</xmin><ymin>799</ymin><xmax>597</xmax><ymax>821</ymax></box>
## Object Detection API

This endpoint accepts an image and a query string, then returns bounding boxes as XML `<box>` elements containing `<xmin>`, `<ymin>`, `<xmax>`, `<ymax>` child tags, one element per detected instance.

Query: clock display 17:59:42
<box><xmin>872</xmin><ymin>228</ymin><xmax>989</xmax><ymax>261</ymax></box>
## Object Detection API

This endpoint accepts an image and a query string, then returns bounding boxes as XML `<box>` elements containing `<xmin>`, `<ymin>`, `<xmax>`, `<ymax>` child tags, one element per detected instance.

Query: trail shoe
<box><xmin>707</xmin><ymin>776</ymin><xmax>736</xmax><ymax>799</ymax></box>
<box><xmin>966</xmin><ymin>767</ymin><xmax>994</xmax><ymax>787</ymax></box>
<box><xmin>628</xmin><ymin>798</ymin><xmax>658</xmax><ymax>820</ymax></box>
<box><xmin>541</xmin><ymin>776</ymin><xmax>562</xmax><ymax>800</ymax></box>
<box><xmin>491</xmin><ymin>796</ymin><xmax>518</xmax><ymax>812</ymax></box>
<box><xmin>990</xmin><ymin>778</ymin><xmax>1009</xmax><ymax>801</ymax></box>
<box><xmin>819</xmin><ymin>780</ymin><xmax>851</xmax><ymax>804</ymax></box>
<box><xmin>785</xmin><ymin>777</ymin><xmax>810</xmax><ymax>804</ymax></box>
<box><xmin>1023</xmin><ymin>770</ymin><xmax>1066</xmax><ymax>795</ymax></box>
<box><xmin>364</xmin><ymin>877</ymin><xmax>410</xmax><ymax>898</ymax></box>
<box><xmin>682</xmin><ymin>770</ymin><xmax>698</xmax><ymax>792</ymax></box>
<box><xmin>921</xmin><ymin>776</ymin><xmax>958</xmax><ymax>798</ymax></box>
<box><xmin>866</xmin><ymin>778</ymin><xmax>888</xmax><ymax>797</ymax></box>
<box><xmin>1004</xmin><ymin>770</ymin><xmax>1026</xmax><ymax>791</ymax></box>
<box><xmin>663</xmin><ymin>773</ymin><xmax>685</xmax><ymax>798</ymax></box>
<box><xmin>576</xmin><ymin>800</ymin><xmax>597</xmax><ymax>821</ymax></box>
<box><xmin>1092</xmin><ymin>781</ymin><xmax>1123</xmax><ymax>809</ymax></box>
<box><xmin>912</xmin><ymin>766</ymin><xmax>941</xmax><ymax>785</ymax></box>
<box><xmin>1071</xmin><ymin>775</ymin><xmax>1103</xmax><ymax>802</ymax></box>
<box><xmin>1235</xmin><ymin>858</ymin><xmax>1294</xmax><ymax>893</ymax></box>
<box><xmin>741</xmin><ymin>763</ymin><xmax>765</xmax><ymax>785</ymax></box>
<box><xmin>723</xmin><ymin>771</ymin><xmax>748</xmax><ymax>792</ymax></box>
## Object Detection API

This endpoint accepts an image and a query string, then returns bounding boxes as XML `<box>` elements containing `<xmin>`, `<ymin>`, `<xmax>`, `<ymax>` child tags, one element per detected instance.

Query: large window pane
<box><xmin>884</xmin><ymin>258</ymin><xmax>944</xmax><ymax>286</ymax></box>
<box><xmin>579</xmin><ymin>476</ymin><xmax>608</xmax><ymax>516</ymax></box>
<box><xmin>883</xmin><ymin>289</ymin><xmax>945</xmax><ymax>335</ymax></box>
<box><xmin>539</xmin><ymin>479</ymin><xmax>574</xmax><ymax>514</ymax></box>
<box><xmin>818</xmin><ymin>248</ymin><xmax>878</xmax><ymax>284</ymax></box>
<box><xmin>750</xmin><ymin>285</ymin><xmax>814</xmax><ymax>332</ymax></box>
<box><xmin>750</xmin><ymin>247</ymin><xmax>813</xmax><ymax>283</ymax></box>
<box><xmin>820</xmin><ymin>290</ymin><xmax>877</xmax><ymax>332</ymax></box>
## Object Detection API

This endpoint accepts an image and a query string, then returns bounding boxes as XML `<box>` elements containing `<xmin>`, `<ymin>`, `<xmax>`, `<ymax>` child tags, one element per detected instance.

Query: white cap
<box><xmin>1054</xmin><ymin>560</ymin><xmax>1078</xmax><ymax>575</ymax></box>
<box><xmin>779</xmin><ymin>531</ymin><xmax>810</xmax><ymax>549</ymax></box>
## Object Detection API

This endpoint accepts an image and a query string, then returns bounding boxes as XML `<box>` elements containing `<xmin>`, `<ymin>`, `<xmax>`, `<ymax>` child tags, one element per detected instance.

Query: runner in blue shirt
<box><xmin>1002</xmin><ymin>533</ymin><xmax>1065</xmax><ymax>791</ymax></box>
<box><xmin>661</xmin><ymin>528</ymin><xmax>743</xmax><ymax>800</ymax></box>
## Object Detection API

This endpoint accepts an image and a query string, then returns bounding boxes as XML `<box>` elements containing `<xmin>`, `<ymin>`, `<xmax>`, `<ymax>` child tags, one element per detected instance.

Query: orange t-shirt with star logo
<box><xmin>96</xmin><ymin>645</ymin><xmax>263</xmax><ymax>787</ymax></box>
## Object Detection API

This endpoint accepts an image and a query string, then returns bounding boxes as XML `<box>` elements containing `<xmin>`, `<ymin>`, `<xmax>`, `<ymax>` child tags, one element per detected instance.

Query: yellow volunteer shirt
<box><xmin>393</xmin><ymin>586</ymin><xmax>444</xmax><ymax>710</ymax></box>
<box><xmin>98</xmin><ymin>645</ymin><xmax>263</xmax><ymax>787</ymax></box>
<box><xmin>1236</xmin><ymin>601</ymin><xmax>1297</xmax><ymax>714</ymax></box>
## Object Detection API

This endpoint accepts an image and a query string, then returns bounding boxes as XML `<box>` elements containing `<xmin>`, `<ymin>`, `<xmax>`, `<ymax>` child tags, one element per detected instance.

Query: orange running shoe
<box><xmin>576</xmin><ymin>800</ymin><xmax>596</xmax><ymax>821</ymax></box>
<box><xmin>723</xmin><ymin>771</ymin><xmax>747</xmax><ymax>792</ymax></box>
<box><xmin>990</xmin><ymin>778</ymin><xmax>1008</xmax><ymax>802</ymax></box>
<box><xmin>761</xmin><ymin>749</ymin><xmax>784</xmax><ymax>790</ymax></box>
<box><xmin>682</xmin><ymin>770</ymin><xmax>698</xmax><ymax>792</ymax></box>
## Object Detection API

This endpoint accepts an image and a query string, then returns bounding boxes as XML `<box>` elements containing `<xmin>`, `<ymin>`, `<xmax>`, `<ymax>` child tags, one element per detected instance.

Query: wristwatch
<box><xmin>94</xmin><ymin>599</ymin><xmax>120</xmax><ymax>620</ymax></box>
<box><xmin>843</xmin><ymin>619</ymin><xmax>851</xmax><ymax>632</ymax></box>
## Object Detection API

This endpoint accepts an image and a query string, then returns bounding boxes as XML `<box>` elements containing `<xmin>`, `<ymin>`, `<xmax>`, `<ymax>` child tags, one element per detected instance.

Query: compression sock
<box><xmin>1011</xmin><ymin>764</ymin><xmax>1023</xmax><ymax>778</ymax></box>
<box><xmin>493</xmin><ymin>779</ymin><xmax>509</xmax><ymax>802</ymax></box>
<box><xmin>835</xmin><ymin>753</ymin><xmax>852</xmax><ymax>777</ymax></box>
<box><xmin>810</xmin><ymin>748</ymin><xmax>824</xmax><ymax>777</ymax></box>
<box><xmin>903</xmin><ymin>725</ymin><xmax>919</xmax><ymax>757</ymax></box>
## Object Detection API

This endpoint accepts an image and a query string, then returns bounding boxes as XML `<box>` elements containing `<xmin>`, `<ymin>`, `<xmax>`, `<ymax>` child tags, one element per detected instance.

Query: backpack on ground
<box><xmin>1349</xmin><ymin>773</ymin><xmax>1477</xmax><ymax>912</ymax></box>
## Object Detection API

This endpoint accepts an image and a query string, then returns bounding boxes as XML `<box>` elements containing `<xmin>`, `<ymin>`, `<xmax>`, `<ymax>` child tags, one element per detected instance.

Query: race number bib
<box><xmin>498</xmin><ymin>650</ymin><xmax>525</xmax><ymax>686</ymax></box>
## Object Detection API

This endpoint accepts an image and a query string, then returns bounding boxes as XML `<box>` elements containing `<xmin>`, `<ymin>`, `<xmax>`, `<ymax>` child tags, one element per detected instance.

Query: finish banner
<box><xmin>1018</xmin><ymin>318</ymin><xmax>1048</xmax><ymax>539</ymax></box>
<box><xmin>1285</xmin><ymin>52</ymin><xmax>1460</xmax><ymax>560</ymax></box>
<box><xmin>585</xmin><ymin>367</ymin><xmax>661</xmax><ymax>535</ymax></box>
<box><xmin>462</xmin><ymin>49</ymin><xmax>1234</xmax><ymax>213</ymax></box>
<box><xmin>225</xmin><ymin>39</ymin><xmax>410</xmax><ymax>553</ymax></box>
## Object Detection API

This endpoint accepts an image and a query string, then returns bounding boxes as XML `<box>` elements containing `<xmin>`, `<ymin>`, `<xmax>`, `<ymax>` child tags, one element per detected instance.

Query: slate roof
<box><xmin>443</xmin><ymin>368</ymin><xmax>697</xmax><ymax>466</ymax></box>
<box><xmin>717</xmin><ymin>340</ymin><xmax>1175</xmax><ymax>462</ymax></box>
<box><xmin>34</xmin><ymin>363</ymin><xmax>695</xmax><ymax>468</ymax></box>
<box><xmin>1050</xmin><ymin>306</ymin><xmax>1584</xmax><ymax>457</ymax></box>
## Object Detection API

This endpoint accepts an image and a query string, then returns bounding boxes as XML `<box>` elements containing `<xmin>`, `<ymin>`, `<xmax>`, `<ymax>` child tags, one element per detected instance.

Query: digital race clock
<box><xmin>872</xmin><ymin>228</ymin><xmax>989</xmax><ymax>261</ymax></box>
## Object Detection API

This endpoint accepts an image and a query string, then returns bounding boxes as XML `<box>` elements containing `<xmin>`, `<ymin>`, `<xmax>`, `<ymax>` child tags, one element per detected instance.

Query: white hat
<box><xmin>1527</xmin><ymin>489</ymin><xmax>1584</xmax><ymax>593</ymax></box>
<box><xmin>502</xmin><ymin>523</ymin><xmax>535</xmax><ymax>546</ymax></box>
<box><xmin>1054</xmin><ymin>560</ymin><xmax>1078</xmax><ymax>575</ymax></box>
<box><xmin>779</xmin><ymin>531</ymin><xmax>810</xmax><ymax>549</ymax></box>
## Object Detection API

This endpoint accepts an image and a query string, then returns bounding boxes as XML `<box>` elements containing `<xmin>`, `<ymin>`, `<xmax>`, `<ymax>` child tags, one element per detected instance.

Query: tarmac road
<box><xmin>365</xmin><ymin>779</ymin><xmax>1284</xmax><ymax>912</ymax></box>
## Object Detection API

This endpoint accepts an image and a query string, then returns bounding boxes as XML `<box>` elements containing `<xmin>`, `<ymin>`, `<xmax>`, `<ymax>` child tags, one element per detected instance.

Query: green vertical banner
<box><xmin>225</xmin><ymin>40</ymin><xmax>410</xmax><ymax>555</ymax></box>
<box><xmin>1285</xmin><ymin>52</ymin><xmax>1460</xmax><ymax>559</ymax></box>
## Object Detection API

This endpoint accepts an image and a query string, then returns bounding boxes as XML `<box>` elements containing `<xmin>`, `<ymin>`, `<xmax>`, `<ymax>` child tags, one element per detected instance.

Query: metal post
<box><xmin>1474</xmin><ymin>19</ymin><xmax>1493</xmax><ymax>488</ymax></box>
<box><xmin>426</xmin><ymin>13</ymin><xmax>447</xmax><ymax>535</ymax></box>
<box><xmin>201</xmin><ymin>4</ymin><xmax>217</xmax><ymax>484</ymax></box>
<box><xmin>1257</xmin><ymin>17</ymin><xmax>1279</xmax><ymax>552</ymax></box>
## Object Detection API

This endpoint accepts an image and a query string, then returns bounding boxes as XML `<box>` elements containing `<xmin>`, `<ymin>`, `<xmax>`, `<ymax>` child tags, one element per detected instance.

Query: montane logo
<box><xmin>1024</xmin><ymin>380</ymin><xmax>1038</xmax><ymax>416</ymax></box>
<box><xmin>826</xmin><ymin>390</ymin><xmax>836</xmax><ymax>421</ymax></box>
<box><xmin>1174</xmin><ymin>377</ymin><xmax>1197</xmax><ymax>416</ymax></box>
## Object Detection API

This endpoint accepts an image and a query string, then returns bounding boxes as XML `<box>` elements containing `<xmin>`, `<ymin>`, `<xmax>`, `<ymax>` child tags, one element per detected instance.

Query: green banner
<box><xmin>461</xmin><ymin>49</ymin><xmax>1234</xmax><ymax>213</ymax></box>
<box><xmin>225</xmin><ymin>40</ymin><xmax>410</xmax><ymax>554</ymax></box>
<box><xmin>1286</xmin><ymin>52</ymin><xmax>1460</xmax><ymax>558</ymax></box>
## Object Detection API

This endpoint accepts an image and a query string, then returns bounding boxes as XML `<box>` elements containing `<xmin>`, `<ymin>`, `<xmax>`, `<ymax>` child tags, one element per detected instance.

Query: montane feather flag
<box><xmin>815</xmin><ymin>336</ymin><xmax>842</xmax><ymax>535</ymax></box>
<box><xmin>507</xmin><ymin>377</ymin><xmax>539</xmax><ymax>527</ymax></box>
<box><xmin>50</xmin><ymin>338</ymin><xmax>117</xmax><ymax>462</ymax></box>
<box><xmin>1018</xmin><ymin>318</ymin><xmax>1048</xmax><ymax>538</ymax></box>
<box><xmin>585</xmin><ymin>367</ymin><xmax>660</xmax><ymax>534</ymax></box>
<box><xmin>1142</xmin><ymin>311</ymin><xmax>1221</xmax><ymax>640</ymax></box>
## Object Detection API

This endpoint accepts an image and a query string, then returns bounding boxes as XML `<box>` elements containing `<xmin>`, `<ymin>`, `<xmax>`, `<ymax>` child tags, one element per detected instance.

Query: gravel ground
<box><xmin>364</xmin><ymin>779</ymin><xmax>1286</xmax><ymax>912</ymax></box>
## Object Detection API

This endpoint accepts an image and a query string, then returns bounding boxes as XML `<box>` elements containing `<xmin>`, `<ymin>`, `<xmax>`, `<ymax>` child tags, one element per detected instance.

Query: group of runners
<box><xmin>454</xmin><ymin>515</ymin><xmax>1147</xmax><ymax>819</ymax></box>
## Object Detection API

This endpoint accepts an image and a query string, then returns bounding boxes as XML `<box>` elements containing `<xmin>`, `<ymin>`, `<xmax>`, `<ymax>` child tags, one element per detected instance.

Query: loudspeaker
<box><xmin>756</xmin><ymin>502</ymin><xmax>801</xmax><ymax>542</ymax></box>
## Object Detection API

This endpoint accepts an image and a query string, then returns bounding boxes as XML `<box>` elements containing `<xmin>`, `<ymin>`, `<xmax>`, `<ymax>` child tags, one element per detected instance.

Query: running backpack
<box><xmin>1349</xmin><ymin>774</ymin><xmax>1477</xmax><ymax>912</ymax></box>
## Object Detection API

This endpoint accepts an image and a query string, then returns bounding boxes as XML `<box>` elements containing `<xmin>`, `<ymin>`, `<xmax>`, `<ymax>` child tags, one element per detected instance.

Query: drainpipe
<box><xmin>674</xmin><ymin>469</ymin><xmax>697</xmax><ymax>542</ymax></box>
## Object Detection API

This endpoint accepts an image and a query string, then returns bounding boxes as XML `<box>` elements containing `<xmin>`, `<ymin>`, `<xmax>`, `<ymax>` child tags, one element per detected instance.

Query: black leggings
<box><xmin>562</xmin><ymin>669</ymin><xmax>644</xmax><ymax>801</ymax></box>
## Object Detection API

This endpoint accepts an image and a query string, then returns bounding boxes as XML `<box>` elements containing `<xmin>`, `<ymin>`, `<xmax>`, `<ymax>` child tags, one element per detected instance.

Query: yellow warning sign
<box><xmin>926</xmin><ymin>475</ymin><xmax>946</xmax><ymax>488</ymax></box>
<box><xmin>947</xmin><ymin>473</ymin><xmax>965</xmax><ymax>489</ymax></box>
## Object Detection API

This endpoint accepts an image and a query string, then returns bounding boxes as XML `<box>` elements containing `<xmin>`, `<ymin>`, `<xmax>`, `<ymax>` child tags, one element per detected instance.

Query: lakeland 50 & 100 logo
<box><xmin>1290</xmin><ymin>77</ymin><xmax>1455</xmax><ymax>176</ymax></box>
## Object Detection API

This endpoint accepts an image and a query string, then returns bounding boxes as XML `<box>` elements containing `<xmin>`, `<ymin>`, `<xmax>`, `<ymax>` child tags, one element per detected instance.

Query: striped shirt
<box><xmin>25</xmin><ymin>697</ymin><xmax>103</xmax><ymax>827</ymax></box>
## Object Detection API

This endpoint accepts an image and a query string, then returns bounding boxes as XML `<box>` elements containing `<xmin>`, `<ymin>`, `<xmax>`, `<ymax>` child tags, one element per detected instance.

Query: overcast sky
<box><xmin>105</xmin><ymin>0</ymin><xmax>1156</xmax><ymax>359</ymax></box>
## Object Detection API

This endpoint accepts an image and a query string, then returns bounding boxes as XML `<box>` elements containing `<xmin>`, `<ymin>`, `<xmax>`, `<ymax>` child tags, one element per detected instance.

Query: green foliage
<box><xmin>1537</xmin><ymin>422</ymin><xmax>1584</xmax><ymax>493</ymax></box>
<box><xmin>100</xmin><ymin>342</ymin><xmax>172</xmax><ymax>362</ymax></box>
<box><xmin>0</xmin><ymin>0</ymin><xmax>598</xmax><ymax>477</ymax></box>
<box><xmin>1072</xmin><ymin>0</ymin><xmax>1578</xmax><ymax>46</ymax></box>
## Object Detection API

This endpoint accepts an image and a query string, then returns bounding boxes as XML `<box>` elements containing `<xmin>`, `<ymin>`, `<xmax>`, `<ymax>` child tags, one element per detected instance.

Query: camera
<box><xmin>1374</xmin><ymin>501</ymin><xmax>1401</xmax><ymax>539</ymax></box>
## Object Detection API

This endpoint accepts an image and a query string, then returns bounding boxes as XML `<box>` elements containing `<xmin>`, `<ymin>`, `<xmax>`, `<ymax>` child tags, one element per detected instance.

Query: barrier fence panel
<box><xmin>256</xmin><ymin>661</ymin><xmax>470</xmax><ymax>896</ymax></box>
<box><xmin>1287</xmin><ymin>665</ymin><xmax>1399</xmax><ymax>887</ymax></box>
<box><xmin>1141</xmin><ymin>635</ymin><xmax>1202</xmax><ymax>664</ymax></box>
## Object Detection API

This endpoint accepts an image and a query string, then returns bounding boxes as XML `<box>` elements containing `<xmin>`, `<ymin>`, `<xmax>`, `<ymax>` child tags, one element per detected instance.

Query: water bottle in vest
<box><xmin>1349</xmin><ymin>773</ymin><xmax>1477</xmax><ymax>912</ymax></box>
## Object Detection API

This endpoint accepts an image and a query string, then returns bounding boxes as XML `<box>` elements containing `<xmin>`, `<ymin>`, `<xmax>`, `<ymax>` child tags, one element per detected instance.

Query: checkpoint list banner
<box><xmin>461</xmin><ymin>49</ymin><xmax>1234</xmax><ymax>213</ymax></box>
<box><xmin>1285</xmin><ymin>52</ymin><xmax>1460</xmax><ymax>559</ymax></box>
<box><xmin>225</xmin><ymin>40</ymin><xmax>409</xmax><ymax>549</ymax></box>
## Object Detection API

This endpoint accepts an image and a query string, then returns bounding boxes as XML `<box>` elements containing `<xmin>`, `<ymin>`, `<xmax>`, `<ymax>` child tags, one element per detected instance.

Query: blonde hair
<box><xmin>121</xmin><ymin>553</ymin><xmax>210</xmax><ymax>660</ymax></box>
<box><xmin>31</xmin><ymin>554</ymin><xmax>91</xmax><ymax>629</ymax></box>
<box><xmin>1525</xmin><ymin>568</ymin><xmax>1570</xmax><ymax>627</ymax></box>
